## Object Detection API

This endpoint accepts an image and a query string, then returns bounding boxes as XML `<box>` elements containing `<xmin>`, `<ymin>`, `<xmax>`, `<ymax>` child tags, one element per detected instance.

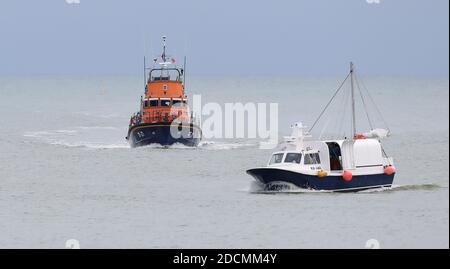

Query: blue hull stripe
<box><xmin>246</xmin><ymin>168</ymin><xmax>395</xmax><ymax>192</ymax></box>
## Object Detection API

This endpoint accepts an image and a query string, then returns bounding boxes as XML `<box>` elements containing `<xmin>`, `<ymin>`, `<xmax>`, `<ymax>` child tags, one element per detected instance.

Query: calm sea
<box><xmin>0</xmin><ymin>75</ymin><xmax>448</xmax><ymax>248</ymax></box>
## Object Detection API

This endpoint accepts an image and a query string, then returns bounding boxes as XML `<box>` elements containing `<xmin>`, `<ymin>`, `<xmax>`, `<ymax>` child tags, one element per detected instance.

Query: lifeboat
<box><xmin>126</xmin><ymin>36</ymin><xmax>202</xmax><ymax>148</ymax></box>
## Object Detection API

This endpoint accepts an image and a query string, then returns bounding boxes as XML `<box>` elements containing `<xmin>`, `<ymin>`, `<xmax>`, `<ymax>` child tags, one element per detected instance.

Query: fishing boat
<box><xmin>247</xmin><ymin>63</ymin><xmax>396</xmax><ymax>192</ymax></box>
<box><xmin>126</xmin><ymin>36</ymin><xmax>202</xmax><ymax>148</ymax></box>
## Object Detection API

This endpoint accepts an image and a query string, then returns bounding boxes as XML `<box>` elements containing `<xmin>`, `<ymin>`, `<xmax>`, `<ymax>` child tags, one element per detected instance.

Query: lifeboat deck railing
<box><xmin>129</xmin><ymin>113</ymin><xmax>196</xmax><ymax>128</ymax></box>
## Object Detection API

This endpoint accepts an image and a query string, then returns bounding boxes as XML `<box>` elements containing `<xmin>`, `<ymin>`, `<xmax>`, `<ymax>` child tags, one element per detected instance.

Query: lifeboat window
<box><xmin>172</xmin><ymin>100</ymin><xmax>182</xmax><ymax>106</ymax></box>
<box><xmin>304</xmin><ymin>153</ymin><xmax>321</xmax><ymax>165</ymax></box>
<box><xmin>161</xmin><ymin>100</ymin><xmax>171</xmax><ymax>107</ymax></box>
<box><xmin>153</xmin><ymin>76</ymin><xmax>170</xmax><ymax>81</ymax></box>
<box><xmin>150</xmin><ymin>100</ymin><xmax>159</xmax><ymax>107</ymax></box>
<box><xmin>284</xmin><ymin>153</ymin><xmax>302</xmax><ymax>164</ymax></box>
<box><xmin>269</xmin><ymin>153</ymin><xmax>284</xmax><ymax>165</ymax></box>
<box><xmin>144</xmin><ymin>101</ymin><xmax>149</xmax><ymax>107</ymax></box>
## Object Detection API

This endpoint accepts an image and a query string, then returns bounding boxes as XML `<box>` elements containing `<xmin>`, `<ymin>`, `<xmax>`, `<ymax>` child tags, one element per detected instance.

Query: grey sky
<box><xmin>0</xmin><ymin>0</ymin><xmax>448</xmax><ymax>76</ymax></box>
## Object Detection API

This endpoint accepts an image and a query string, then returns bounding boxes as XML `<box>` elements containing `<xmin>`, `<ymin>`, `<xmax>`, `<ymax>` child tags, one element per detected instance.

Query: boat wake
<box><xmin>24</xmin><ymin>129</ymin><xmax>256</xmax><ymax>151</ymax></box>
<box><xmin>135</xmin><ymin>141</ymin><xmax>256</xmax><ymax>150</ymax></box>
<box><xmin>198</xmin><ymin>141</ymin><xmax>256</xmax><ymax>150</ymax></box>
<box><xmin>48</xmin><ymin>141</ymin><xmax>129</xmax><ymax>149</ymax></box>
<box><xmin>137</xmin><ymin>143</ymin><xmax>196</xmax><ymax>150</ymax></box>
<box><xmin>358</xmin><ymin>183</ymin><xmax>442</xmax><ymax>193</ymax></box>
<box><xmin>247</xmin><ymin>181</ymin><xmax>330</xmax><ymax>194</ymax></box>
<box><xmin>247</xmin><ymin>181</ymin><xmax>443</xmax><ymax>194</ymax></box>
<box><xmin>23</xmin><ymin>127</ymin><xmax>129</xmax><ymax>149</ymax></box>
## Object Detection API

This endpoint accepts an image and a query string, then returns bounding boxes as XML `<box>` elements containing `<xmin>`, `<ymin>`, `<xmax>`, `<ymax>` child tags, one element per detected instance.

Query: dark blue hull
<box><xmin>127</xmin><ymin>122</ymin><xmax>202</xmax><ymax>148</ymax></box>
<box><xmin>246</xmin><ymin>168</ymin><xmax>395</xmax><ymax>192</ymax></box>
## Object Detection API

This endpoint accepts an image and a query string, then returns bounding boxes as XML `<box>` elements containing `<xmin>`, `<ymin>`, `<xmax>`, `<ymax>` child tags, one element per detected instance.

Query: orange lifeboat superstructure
<box><xmin>126</xmin><ymin>36</ymin><xmax>202</xmax><ymax>147</ymax></box>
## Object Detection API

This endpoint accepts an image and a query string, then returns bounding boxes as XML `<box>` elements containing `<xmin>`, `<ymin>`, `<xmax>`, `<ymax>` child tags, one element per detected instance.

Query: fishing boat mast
<box><xmin>350</xmin><ymin>62</ymin><xmax>356</xmax><ymax>138</ymax></box>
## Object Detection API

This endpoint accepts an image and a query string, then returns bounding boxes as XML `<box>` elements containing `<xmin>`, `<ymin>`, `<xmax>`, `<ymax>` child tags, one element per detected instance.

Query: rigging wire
<box><xmin>318</xmin><ymin>116</ymin><xmax>332</xmax><ymax>140</ymax></box>
<box><xmin>381</xmin><ymin>146</ymin><xmax>392</xmax><ymax>164</ymax></box>
<box><xmin>327</xmin><ymin>77</ymin><xmax>351</xmax><ymax>140</ymax></box>
<box><xmin>339</xmin><ymin>78</ymin><xmax>351</xmax><ymax>138</ymax></box>
<box><xmin>320</xmin><ymin>81</ymin><xmax>348</xmax><ymax>139</ymax></box>
<box><xmin>354</xmin><ymin>71</ymin><xmax>375</xmax><ymax>130</ymax></box>
<box><xmin>337</xmin><ymin>83</ymin><xmax>351</xmax><ymax>139</ymax></box>
<box><xmin>354</xmin><ymin>70</ymin><xmax>392</xmax><ymax>161</ymax></box>
<box><xmin>309</xmin><ymin>72</ymin><xmax>351</xmax><ymax>133</ymax></box>
<box><xmin>356</xmin><ymin>72</ymin><xmax>391</xmax><ymax>133</ymax></box>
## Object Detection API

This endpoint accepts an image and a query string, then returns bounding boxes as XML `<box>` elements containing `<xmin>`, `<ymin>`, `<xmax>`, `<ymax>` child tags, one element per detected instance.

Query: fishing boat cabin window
<box><xmin>269</xmin><ymin>153</ymin><xmax>284</xmax><ymax>165</ymax></box>
<box><xmin>284</xmin><ymin>153</ymin><xmax>302</xmax><ymax>164</ymax></box>
<box><xmin>304</xmin><ymin>153</ymin><xmax>321</xmax><ymax>165</ymax></box>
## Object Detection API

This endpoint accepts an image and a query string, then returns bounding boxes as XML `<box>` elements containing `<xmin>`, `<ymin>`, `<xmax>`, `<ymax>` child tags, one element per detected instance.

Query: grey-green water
<box><xmin>0</xmin><ymin>76</ymin><xmax>448</xmax><ymax>248</ymax></box>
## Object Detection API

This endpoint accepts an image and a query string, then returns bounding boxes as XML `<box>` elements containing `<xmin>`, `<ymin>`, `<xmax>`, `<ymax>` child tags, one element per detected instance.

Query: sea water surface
<box><xmin>0</xmin><ymin>75</ymin><xmax>448</xmax><ymax>248</ymax></box>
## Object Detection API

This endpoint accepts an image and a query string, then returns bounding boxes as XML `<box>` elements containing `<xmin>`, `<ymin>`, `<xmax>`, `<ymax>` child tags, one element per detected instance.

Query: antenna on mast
<box><xmin>162</xmin><ymin>35</ymin><xmax>167</xmax><ymax>62</ymax></box>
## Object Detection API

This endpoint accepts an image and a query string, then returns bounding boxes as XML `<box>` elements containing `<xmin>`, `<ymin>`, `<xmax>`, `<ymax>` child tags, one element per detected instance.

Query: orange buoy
<box><xmin>317</xmin><ymin>170</ymin><xmax>328</xmax><ymax>178</ymax></box>
<box><xmin>384</xmin><ymin>166</ymin><xmax>395</xmax><ymax>175</ymax></box>
<box><xmin>342</xmin><ymin>170</ymin><xmax>353</xmax><ymax>181</ymax></box>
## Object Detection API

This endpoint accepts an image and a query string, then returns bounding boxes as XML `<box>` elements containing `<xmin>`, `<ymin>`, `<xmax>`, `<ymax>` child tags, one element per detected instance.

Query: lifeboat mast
<box><xmin>144</xmin><ymin>36</ymin><xmax>185</xmax><ymax>93</ymax></box>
